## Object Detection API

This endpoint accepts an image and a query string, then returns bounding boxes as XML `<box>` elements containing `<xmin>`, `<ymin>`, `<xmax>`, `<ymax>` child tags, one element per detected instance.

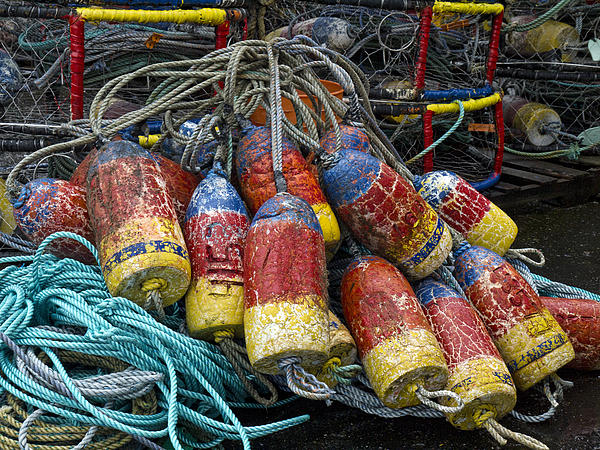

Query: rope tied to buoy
<box><xmin>321</xmin><ymin>357</ymin><xmax>363</xmax><ymax>386</ymax></box>
<box><xmin>141</xmin><ymin>277</ymin><xmax>167</xmax><ymax>322</ymax></box>
<box><xmin>278</xmin><ymin>356</ymin><xmax>336</xmax><ymax>401</ymax></box>
<box><xmin>414</xmin><ymin>385</ymin><xmax>464</xmax><ymax>414</ymax></box>
<box><xmin>482</xmin><ymin>416</ymin><xmax>549</xmax><ymax>450</ymax></box>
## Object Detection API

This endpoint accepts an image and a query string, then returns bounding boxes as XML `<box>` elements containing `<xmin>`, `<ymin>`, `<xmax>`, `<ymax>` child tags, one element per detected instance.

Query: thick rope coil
<box><xmin>415</xmin><ymin>386</ymin><xmax>464</xmax><ymax>414</ymax></box>
<box><xmin>505</xmin><ymin>248</ymin><xmax>546</xmax><ymax>268</ymax></box>
<box><xmin>278</xmin><ymin>357</ymin><xmax>335</xmax><ymax>401</ymax></box>
<box><xmin>213</xmin><ymin>329</ymin><xmax>279</xmax><ymax>407</ymax></box>
<box><xmin>484</xmin><ymin>417</ymin><xmax>549</xmax><ymax>450</ymax></box>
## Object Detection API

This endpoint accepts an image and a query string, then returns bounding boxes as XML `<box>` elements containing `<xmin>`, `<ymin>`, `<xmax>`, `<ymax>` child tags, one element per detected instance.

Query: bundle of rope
<box><xmin>0</xmin><ymin>231</ymin><xmax>309</xmax><ymax>449</ymax></box>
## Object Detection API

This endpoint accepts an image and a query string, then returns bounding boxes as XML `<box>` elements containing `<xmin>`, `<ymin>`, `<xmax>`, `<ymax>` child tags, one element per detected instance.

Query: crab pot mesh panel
<box><xmin>380</xmin><ymin>97</ymin><xmax>502</xmax><ymax>187</ymax></box>
<box><xmin>497</xmin><ymin>0</ymin><xmax>600</xmax><ymax>151</ymax></box>
<box><xmin>422</xmin><ymin>3</ymin><xmax>502</xmax><ymax>99</ymax></box>
<box><xmin>261</xmin><ymin>2</ymin><xmax>425</xmax><ymax>96</ymax></box>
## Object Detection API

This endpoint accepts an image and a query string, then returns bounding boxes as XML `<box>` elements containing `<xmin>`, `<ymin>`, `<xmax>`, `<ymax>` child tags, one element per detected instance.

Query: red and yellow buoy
<box><xmin>236</xmin><ymin>125</ymin><xmax>340</xmax><ymax>258</ymax></box>
<box><xmin>454</xmin><ymin>245</ymin><xmax>574</xmax><ymax>390</ymax></box>
<box><xmin>541</xmin><ymin>296</ymin><xmax>600</xmax><ymax>371</ymax></box>
<box><xmin>184</xmin><ymin>166</ymin><xmax>250</xmax><ymax>340</ymax></box>
<box><xmin>86</xmin><ymin>141</ymin><xmax>191</xmax><ymax>307</ymax></box>
<box><xmin>12</xmin><ymin>178</ymin><xmax>94</xmax><ymax>263</ymax></box>
<box><xmin>244</xmin><ymin>192</ymin><xmax>330</xmax><ymax>374</ymax></box>
<box><xmin>413</xmin><ymin>170</ymin><xmax>517</xmax><ymax>256</ymax></box>
<box><xmin>321</xmin><ymin>149</ymin><xmax>451</xmax><ymax>279</ymax></box>
<box><xmin>341</xmin><ymin>256</ymin><xmax>448</xmax><ymax>408</ymax></box>
<box><xmin>417</xmin><ymin>278</ymin><xmax>516</xmax><ymax>430</ymax></box>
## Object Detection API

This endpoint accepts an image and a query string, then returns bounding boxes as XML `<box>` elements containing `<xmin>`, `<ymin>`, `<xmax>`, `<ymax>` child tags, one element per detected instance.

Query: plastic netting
<box><xmin>497</xmin><ymin>0</ymin><xmax>600</xmax><ymax>151</ymax></box>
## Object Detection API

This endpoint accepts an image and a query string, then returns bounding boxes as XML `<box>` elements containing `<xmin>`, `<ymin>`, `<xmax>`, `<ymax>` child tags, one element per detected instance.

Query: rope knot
<box><xmin>141</xmin><ymin>278</ymin><xmax>167</xmax><ymax>293</ymax></box>
<box><xmin>322</xmin><ymin>357</ymin><xmax>342</xmax><ymax>374</ymax></box>
<box><xmin>213</xmin><ymin>329</ymin><xmax>235</xmax><ymax>343</ymax></box>
<box><xmin>567</xmin><ymin>142</ymin><xmax>581</xmax><ymax>161</ymax></box>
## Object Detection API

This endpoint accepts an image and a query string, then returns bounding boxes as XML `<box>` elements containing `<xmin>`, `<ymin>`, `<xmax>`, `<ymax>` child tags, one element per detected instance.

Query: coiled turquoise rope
<box><xmin>0</xmin><ymin>231</ymin><xmax>309</xmax><ymax>450</ymax></box>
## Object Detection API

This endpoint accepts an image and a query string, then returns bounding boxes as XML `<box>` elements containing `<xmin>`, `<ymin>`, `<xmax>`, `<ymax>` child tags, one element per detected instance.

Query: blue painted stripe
<box><xmin>506</xmin><ymin>333</ymin><xmax>568</xmax><ymax>374</ymax></box>
<box><xmin>103</xmin><ymin>240</ymin><xmax>188</xmax><ymax>275</ymax></box>
<box><xmin>416</xmin><ymin>277</ymin><xmax>461</xmax><ymax>307</ymax></box>
<box><xmin>321</xmin><ymin>149</ymin><xmax>381</xmax><ymax>208</ymax></box>
<box><xmin>185</xmin><ymin>169</ymin><xmax>249</xmax><ymax>222</ymax></box>
<box><xmin>413</xmin><ymin>171</ymin><xmax>459</xmax><ymax>210</ymax></box>
<box><xmin>251</xmin><ymin>193</ymin><xmax>322</xmax><ymax>235</ymax></box>
<box><xmin>422</xmin><ymin>86</ymin><xmax>493</xmax><ymax>102</ymax></box>
<box><xmin>453</xmin><ymin>246</ymin><xmax>505</xmax><ymax>289</ymax></box>
<box><xmin>402</xmin><ymin>216</ymin><xmax>445</xmax><ymax>268</ymax></box>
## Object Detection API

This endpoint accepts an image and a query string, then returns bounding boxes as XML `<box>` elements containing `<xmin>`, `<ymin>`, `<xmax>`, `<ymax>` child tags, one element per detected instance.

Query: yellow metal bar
<box><xmin>427</xmin><ymin>93</ymin><xmax>502</xmax><ymax>115</ymax></box>
<box><xmin>433</xmin><ymin>1</ymin><xmax>503</xmax><ymax>15</ymax></box>
<box><xmin>76</xmin><ymin>8</ymin><xmax>228</xmax><ymax>26</ymax></box>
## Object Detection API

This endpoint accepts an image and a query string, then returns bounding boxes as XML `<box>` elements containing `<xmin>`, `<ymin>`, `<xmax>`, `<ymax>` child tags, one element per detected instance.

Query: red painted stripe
<box><xmin>438</xmin><ymin>179</ymin><xmax>489</xmax><ymax>234</ymax></box>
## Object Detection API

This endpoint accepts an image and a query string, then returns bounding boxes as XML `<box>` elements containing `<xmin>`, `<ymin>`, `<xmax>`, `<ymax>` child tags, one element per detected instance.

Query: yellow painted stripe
<box><xmin>427</xmin><ymin>93</ymin><xmax>502</xmax><ymax>115</ymax></box>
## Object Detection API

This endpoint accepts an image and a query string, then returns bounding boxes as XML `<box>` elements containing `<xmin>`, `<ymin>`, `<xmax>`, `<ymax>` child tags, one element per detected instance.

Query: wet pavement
<box><xmin>229</xmin><ymin>200</ymin><xmax>600</xmax><ymax>450</ymax></box>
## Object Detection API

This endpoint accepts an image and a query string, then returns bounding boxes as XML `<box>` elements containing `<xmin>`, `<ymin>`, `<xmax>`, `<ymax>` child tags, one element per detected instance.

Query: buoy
<box><xmin>0</xmin><ymin>49</ymin><xmax>23</xmax><ymax>105</ymax></box>
<box><xmin>265</xmin><ymin>18</ymin><xmax>356</xmax><ymax>53</ymax></box>
<box><xmin>86</xmin><ymin>140</ymin><xmax>191</xmax><ymax>308</ymax></box>
<box><xmin>321</xmin><ymin>149</ymin><xmax>452</xmax><ymax>279</ymax></box>
<box><xmin>541</xmin><ymin>296</ymin><xmax>600</xmax><ymax>371</ymax></box>
<box><xmin>503</xmin><ymin>96</ymin><xmax>561</xmax><ymax>147</ymax></box>
<box><xmin>341</xmin><ymin>256</ymin><xmax>448</xmax><ymax>408</ymax></box>
<box><xmin>184</xmin><ymin>165</ymin><xmax>250</xmax><ymax>340</ymax></box>
<box><xmin>506</xmin><ymin>18</ymin><xmax>579</xmax><ymax>62</ymax></box>
<box><xmin>236</xmin><ymin>125</ymin><xmax>340</xmax><ymax>259</ymax></box>
<box><xmin>12</xmin><ymin>178</ymin><xmax>94</xmax><ymax>263</ymax></box>
<box><xmin>320</xmin><ymin>124</ymin><xmax>371</xmax><ymax>154</ymax></box>
<box><xmin>313</xmin><ymin>310</ymin><xmax>358</xmax><ymax>387</ymax></box>
<box><xmin>72</xmin><ymin>146</ymin><xmax>200</xmax><ymax>226</ymax></box>
<box><xmin>413</xmin><ymin>170</ymin><xmax>518</xmax><ymax>256</ymax></box>
<box><xmin>244</xmin><ymin>193</ymin><xmax>329</xmax><ymax>375</ymax></box>
<box><xmin>417</xmin><ymin>278</ymin><xmax>517</xmax><ymax>430</ymax></box>
<box><xmin>0</xmin><ymin>178</ymin><xmax>17</xmax><ymax>234</ymax></box>
<box><xmin>453</xmin><ymin>245</ymin><xmax>574</xmax><ymax>390</ymax></box>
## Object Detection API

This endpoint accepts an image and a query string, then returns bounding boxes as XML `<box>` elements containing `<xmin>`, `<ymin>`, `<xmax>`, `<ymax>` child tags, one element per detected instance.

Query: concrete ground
<box><xmin>229</xmin><ymin>201</ymin><xmax>600</xmax><ymax>449</ymax></box>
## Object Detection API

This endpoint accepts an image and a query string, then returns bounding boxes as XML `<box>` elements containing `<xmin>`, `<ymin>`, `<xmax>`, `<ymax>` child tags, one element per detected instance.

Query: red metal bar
<box><xmin>414</xmin><ymin>6</ymin><xmax>432</xmax><ymax>91</ymax></box>
<box><xmin>486</xmin><ymin>11</ymin><xmax>503</xmax><ymax>85</ymax></box>
<box><xmin>493</xmin><ymin>99</ymin><xmax>504</xmax><ymax>177</ymax></box>
<box><xmin>215</xmin><ymin>21</ymin><xmax>230</xmax><ymax>50</ymax></box>
<box><xmin>423</xmin><ymin>109</ymin><xmax>434</xmax><ymax>173</ymax></box>
<box><xmin>69</xmin><ymin>15</ymin><xmax>85</xmax><ymax>120</ymax></box>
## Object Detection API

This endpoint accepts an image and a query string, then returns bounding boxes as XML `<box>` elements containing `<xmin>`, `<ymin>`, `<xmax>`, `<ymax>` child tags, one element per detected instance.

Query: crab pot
<box><xmin>321</xmin><ymin>149</ymin><xmax>452</xmax><ymax>279</ymax></box>
<box><xmin>184</xmin><ymin>166</ymin><xmax>250</xmax><ymax>340</ymax></box>
<box><xmin>341</xmin><ymin>256</ymin><xmax>448</xmax><ymax>408</ymax></box>
<box><xmin>12</xmin><ymin>179</ymin><xmax>94</xmax><ymax>263</ymax></box>
<box><xmin>320</xmin><ymin>125</ymin><xmax>371</xmax><ymax>154</ymax></box>
<box><xmin>454</xmin><ymin>246</ymin><xmax>574</xmax><ymax>390</ymax></box>
<box><xmin>244</xmin><ymin>193</ymin><xmax>329</xmax><ymax>375</ymax></box>
<box><xmin>0</xmin><ymin>49</ymin><xmax>23</xmax><ymax>105</ymax></box>
<box><xmin>313</xmin><ymin>310</ymin><xmax>358</xmax><ymax>387</ymax></box>
<box><xmin>541</xmin><ymin>296</ymin><xmax>600</xmax><ymax>371</ymax></box>
<box><xmin>417</xmin><ymin>278</ymin><xmax>517</xmax><ymax>430</ymax></box>
<box><xmin>414</xmin><ymin>170</ymin><xmax>517</xmax><ymax>256</ymax></box>
<box><xmin>265</xmin><ymin>17</ymin><xmax>356</xmax><ymax>53</ymax></box>
<box><xmin>237</xmin><ymin>125</ymin><xmax>340</xmax><ymax>258</ymax></box>
<box><xmin>86</xmin><ymin>141</ymin><xmax>191</xmax><ymax>307</ymax></box>
<box><xmin>72</xmin><ymin>147</ymin><xmax>200</xmax><ymax>226</ymax></box>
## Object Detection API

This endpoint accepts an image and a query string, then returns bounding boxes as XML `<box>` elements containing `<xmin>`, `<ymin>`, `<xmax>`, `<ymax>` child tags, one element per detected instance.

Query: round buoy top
<box><xmin>185</xmin><ymin>168</ymin><xmax>249</xmax><ymax>222</ymax></box>
<box><xmin>344</xmin><ymin>255</ymin><xmax>388</xmax><ymax>274</ymax></box>
<box><xmin>92</xmin><ymin>140</ymin><xmax>152</xmax><ymax>169</ymax></box>
<box><xmin>13</xmin><ymin>177</ymin><xmax>61</xmax><ymax>209</ymax></box>
<box><xmin>416</xmin><ymin>277</ymin><xmax>462</xmax><ymax>307</ymax></box>
<box><xmin>320</xmin><ymin>124</ymin><xmax>371</xmax><ymax>154</ymax></box>
<box><xmin>321</xmin><ymin>148</ymin><xmax>381</xmax><ymax>209</ymax></box>
<box><xmin>453</xmin><ymin>245</ymin><xmax>505</xmax><ymax>290</ymax></box>
<box><xmin>251</xmin><ymin>192</ymin><xmax>322</xmax><ymax>235</ymax></box>
<box><xmin>412</xmin><ymin>170</ymin><xmax>460</xmax><ymax>208</ymax></box>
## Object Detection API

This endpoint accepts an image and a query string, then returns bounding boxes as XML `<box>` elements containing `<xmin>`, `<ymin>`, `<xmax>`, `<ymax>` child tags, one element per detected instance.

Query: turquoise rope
<box><xmin>531</xmin><ymin>273</ymin><xmax>600</xmax><ymax>302</ymax></box>
<box><xmin>0</xmin><ymin>231</ymin><xmax>309</xmax><ymax>449</ymax></box>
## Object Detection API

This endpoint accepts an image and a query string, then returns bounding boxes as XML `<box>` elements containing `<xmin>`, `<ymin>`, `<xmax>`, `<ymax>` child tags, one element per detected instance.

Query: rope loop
<box><xmin>278</xmin><ymin>357</ymin><xmax>335</xmax><ymax>401</ymax></box>
<box><xmin>415</xmin><ymin>385</ymin><xmax>464</xmax><ymax>414</ymax></box>
<box><xmin>505</xmin><ymin>248</ymin><xmax>546</xmax><ymax>268</ymax></box>
<box><xmin>484</xmin><ymin>418</ymin><xmax>549</xmax><ymax>450</ymax></box>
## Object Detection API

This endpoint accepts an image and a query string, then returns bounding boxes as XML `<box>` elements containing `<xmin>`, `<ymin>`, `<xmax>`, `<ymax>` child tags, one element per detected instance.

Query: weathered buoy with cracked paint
<box><xmin>236</xmin><ymin>125</ymin><xmax>340</xmax><ymax>258</ymax></box>
<box><xmin>320</xmin><ymin>125</ymin><xmax>371</xmax><ymax>154</ymax></box>
<box><xmin>244</xmin><ymin>193</ymin><xmax>329</xmax><ymax>375</ymax></box>
<box><xmin>503</xmin><ymin>96</ymin><xmax>562</xmax><ymax>147</ymax></box>
<box><xmin>413</xmin><ymin>170</ymin><xmax>518</xmax><ymax>256</ymax></box>
<box><xmin>86</xmin><ymin>140</ymin><xmax>191</xmax><ymax>307</ymax></box>
<box><xmin>12</xmin><ymin>178</ymin><xmax>94</xmax><ymax>263</ymax></box>
<box><xmin>321</xmin><ymin>149</ymin><xmax>452</xmax><ymax>279</ymax></box>
<box><xmin>541</xmin><ymin>296</ymin><xmax>600</xmax><ymax>371</ymax></box>
<box><xmin>417</xmin><ymin>278</ymin><xmax>517</xmax><ymax>430</ymax></box>
<box><xmin>71</xmin><ymin>146</ymin><xmax>200</xmax><ymax>226</ymax></box>
<box><xmin>341</xmin><ymin>256</ymin><xmax>448</xmax><ymax>408</ymax></box>
<box><xmin>264</xmin><ymin>18</ymin><xmax>356</xmax><ymax>53</ymax></box>
<box><xmin>453</xmin><ymin>245</ymin><xmax>574</xmax><ymax>390</ymax></box>
<box><xmin>184</xmin><ymin>165</ymin><xmax>250</xmax><ymax>340</ymax></box>
<box><xmin>0</xmin><ymin>49</ymin><xmax>23</xmax><ymax>105</ymax></box>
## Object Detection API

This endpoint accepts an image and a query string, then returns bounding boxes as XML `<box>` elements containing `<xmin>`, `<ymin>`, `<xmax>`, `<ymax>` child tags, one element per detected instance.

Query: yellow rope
<box><xmin>427</xmin><ymin>92</ymin><xmax>502</xmax><ymax>115</ymax></box>
<box><xmin>76</xmin><ymin>8</ymin><xmax>228</xmax><ymax>26</ymax></box>
<box><xmin>433</xmin><ymin>1</ymin><xmax>504</xmax><ymax>15</ymax></box>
